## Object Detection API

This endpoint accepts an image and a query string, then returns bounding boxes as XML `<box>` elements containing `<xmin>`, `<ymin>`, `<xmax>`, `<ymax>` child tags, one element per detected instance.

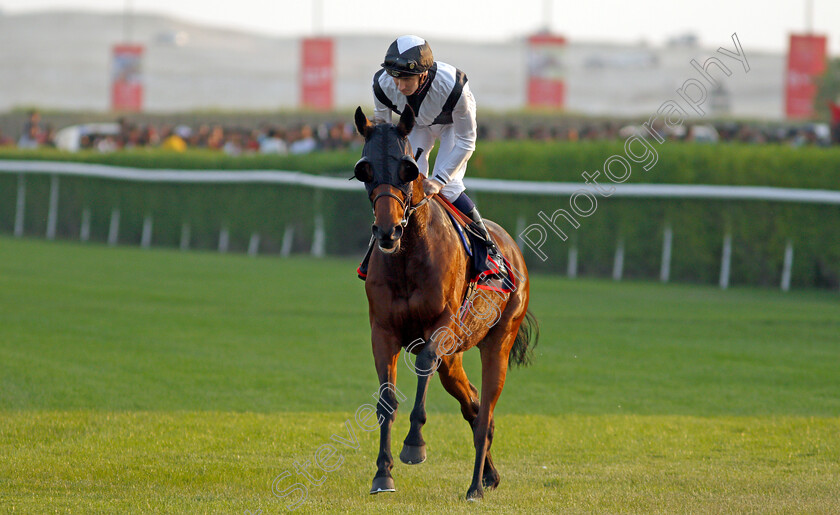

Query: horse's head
<box><xmin>353</xmin><ymin>106</ymin><xmax>421</xmax><ymax>254</ymax></box>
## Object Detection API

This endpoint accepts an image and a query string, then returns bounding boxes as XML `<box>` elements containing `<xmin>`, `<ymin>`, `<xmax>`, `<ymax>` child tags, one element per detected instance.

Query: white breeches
<box><xmin>408</xmin><ymin>123</ymin><xmax>467</xmax><ymax>202</ymax></box>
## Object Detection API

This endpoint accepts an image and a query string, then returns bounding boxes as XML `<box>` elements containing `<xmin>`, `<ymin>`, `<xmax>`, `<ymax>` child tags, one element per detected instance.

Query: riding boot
<box><xmin>357</xmin><ymin>236</ymin><xmax>375</xmax><ymax>280</ymax></box>
<box><xmin>465</xmin><ymin>207</ymin><xmax>506</xmax><ymax>274</ymax></box>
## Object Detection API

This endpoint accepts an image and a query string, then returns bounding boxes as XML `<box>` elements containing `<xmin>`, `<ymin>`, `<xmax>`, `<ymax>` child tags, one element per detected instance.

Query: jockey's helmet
<box><xmin>381</xmin><ymin>35</ymin><xmax>434</xmax><ymax>77</ymax></box>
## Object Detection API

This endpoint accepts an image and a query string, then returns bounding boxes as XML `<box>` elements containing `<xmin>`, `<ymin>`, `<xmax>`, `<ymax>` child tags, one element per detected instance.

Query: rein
<box><xmin>372</xmin><ymin>188</ymin><xmax>430</xmax><ymax>227</ymax></box>
<box><xmin>372</xmin><ymin>188</ymin><xmax>483</xmax><ymax>244</ymax></box>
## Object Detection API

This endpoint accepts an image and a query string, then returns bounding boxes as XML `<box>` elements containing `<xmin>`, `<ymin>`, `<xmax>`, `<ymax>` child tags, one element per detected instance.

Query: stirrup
<box><xmin>486</xmin><ymin>242</ymin><xmax>507</xmax><ymax>275</ymax></box>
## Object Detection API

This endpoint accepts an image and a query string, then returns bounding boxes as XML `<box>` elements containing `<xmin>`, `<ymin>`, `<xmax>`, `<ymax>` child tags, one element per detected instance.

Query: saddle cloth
<box><xmin>440</xmin><ymin>200</ymin><xmax>516</xmax><ymax>294</ymax></box>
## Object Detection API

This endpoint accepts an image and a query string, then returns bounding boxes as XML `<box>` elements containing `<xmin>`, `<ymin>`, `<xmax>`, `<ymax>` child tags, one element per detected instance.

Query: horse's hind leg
<box><xmin>481</xmin><ymin>417</ymin><xmax>500</xmax><ymax>490</ymax></box>
<box><xmin>438</xmin><ymin>353</ymin><xmax>500</xmax><ymax>490</ymax></box>
<box><xmin>466</xmin><ymin>333</ymin><xmax>517</xmax><ymax>500</ymax></box>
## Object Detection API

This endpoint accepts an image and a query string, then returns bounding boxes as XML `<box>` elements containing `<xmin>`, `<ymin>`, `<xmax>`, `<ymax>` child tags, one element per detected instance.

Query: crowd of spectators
<box><xmin>2</xmin><ymin>111</ymin><xmax>57</xmax><ymax>149</ymax></box>
<box><xmin>3</xmin><ymin>109</ymin><xmax>839</xmax><ymax>153</ymax></box>
<box><xmin>111</xmin><ymin>119</ymin><xmax>361</xmax><ymax>156</ymax></box>
<box><xmin>0</xmin><ymin>110</ymin><xmax>362</xmax><ymax>155</ymax></box>
<box><xmin>487</xmin><ymin>119</ymin><xmax>840</xmax><ymax>146</ymax></box>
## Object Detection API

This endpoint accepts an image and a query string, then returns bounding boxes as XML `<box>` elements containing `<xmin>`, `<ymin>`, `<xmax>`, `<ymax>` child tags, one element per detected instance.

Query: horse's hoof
<box><xmin>370</xmin><ymin>476</ymin><xmax>396</xmax><ymax>494</ymax></box>
<box><xmin>482</xmin><ymin>469</ymin><xmax>500</xmax><ymax>490</ymax></box>
<box><xmin>399</xmin><ymin>443</ymin><xmax>426</xmax><ymax>464</ymax></box>
<box><xmin>466</xmin><ymin>486</ymin><xmax>484</xmax><ymax>500</ymax></box>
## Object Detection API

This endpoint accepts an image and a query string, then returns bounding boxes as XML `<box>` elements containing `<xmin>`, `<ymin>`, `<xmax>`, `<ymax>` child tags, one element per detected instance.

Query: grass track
<box><xmin>1</xmin><ymin>237</ymin><xmax>839</xmax><ymax>513</ymax></box>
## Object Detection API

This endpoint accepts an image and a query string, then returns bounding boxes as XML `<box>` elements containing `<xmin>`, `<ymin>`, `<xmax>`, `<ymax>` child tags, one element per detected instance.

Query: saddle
<box><xmin>434</xmin><ymin>195</ymin><xmax>516</xmax><ymax>294</ymax></box>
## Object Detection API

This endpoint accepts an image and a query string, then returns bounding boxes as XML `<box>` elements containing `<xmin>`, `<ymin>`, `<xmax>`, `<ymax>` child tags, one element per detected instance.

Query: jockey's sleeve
<box><xmin>431</xmin><ymin>83</ymin><xmax>477</xmax><ymax>185</ymax></box>
<box><xmin>373</xmin><ymin>92</ymin><xmax>393</xmax><ymax>124</ymax></box>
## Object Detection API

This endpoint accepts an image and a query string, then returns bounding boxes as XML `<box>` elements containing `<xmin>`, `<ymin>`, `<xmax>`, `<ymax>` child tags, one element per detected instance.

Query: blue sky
<box><xmin>1</xmin><ymin>0</ymin><xmax>838</xmax><ymax>54</ymax></box>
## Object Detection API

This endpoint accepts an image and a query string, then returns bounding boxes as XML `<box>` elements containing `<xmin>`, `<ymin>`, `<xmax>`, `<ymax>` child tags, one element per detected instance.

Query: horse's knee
<box><xmin>377</xmin><ymin>391</ymin><xmax>399</xmax><ymax>423</ymax></box>
<box><xmin>462</xmin><ymin>410</ymin><xmax>475</xmax><ymax>425</ymax></box>
<box><xmin>463</xmin><ymin>398</ymin><xmax>480</xmax><ymax>424</ymax></box>
<box><xmin>414</xmin><ymin>346</ymin><xmax>439</xmax><ymax>376</ymax></box>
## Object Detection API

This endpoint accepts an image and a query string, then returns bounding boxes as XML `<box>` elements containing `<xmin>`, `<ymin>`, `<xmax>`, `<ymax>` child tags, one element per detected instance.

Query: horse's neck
<box><xmin>384</xmin><ymin>190</ymin><xmax>441</xmax><ymax>276</ymax></box>
<box><xmin>404</xmin><ymin>200</ymin><xmax>434</xmax><ymax>252</ymax></box>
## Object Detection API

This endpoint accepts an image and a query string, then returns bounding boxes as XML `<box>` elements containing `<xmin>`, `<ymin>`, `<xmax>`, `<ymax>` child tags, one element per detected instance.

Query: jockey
<box><xmin>358</xmin><ymin>35</ymin><xmax>504</xmax><ymax>279</ymax></box>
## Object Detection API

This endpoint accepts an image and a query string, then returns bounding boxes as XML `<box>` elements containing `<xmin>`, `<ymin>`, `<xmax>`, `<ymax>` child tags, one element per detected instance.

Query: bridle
<box><xmin>372</xmin><ymin>187</ymin><xmax>430</xmax><ymax>228</ymax></box>
<box><xmin>364</xmin><ymin>130</ymin><xmax>429</xmax><ymax>229</ymax></box>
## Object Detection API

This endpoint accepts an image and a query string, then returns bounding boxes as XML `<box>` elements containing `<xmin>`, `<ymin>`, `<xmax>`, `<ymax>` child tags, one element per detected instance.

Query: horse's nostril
<box><xmin>373</xmin><ymin>225</ymin><xmax>401</xmax><ymax>241</ymax></box>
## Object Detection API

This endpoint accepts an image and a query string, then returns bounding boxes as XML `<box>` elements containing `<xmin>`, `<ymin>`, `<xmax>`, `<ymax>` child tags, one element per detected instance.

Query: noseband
<box><xmin>372</xmin><ymin>188</ymin><xmax>430</xmax><ymax>227</ymax></box>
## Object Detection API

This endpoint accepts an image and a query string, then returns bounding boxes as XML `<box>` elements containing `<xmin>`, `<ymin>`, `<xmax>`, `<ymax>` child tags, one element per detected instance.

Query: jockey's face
<box><xmin>393</xmin><ymin>72</ymin><xmax>427</xmax><ymax>96</ymax></box>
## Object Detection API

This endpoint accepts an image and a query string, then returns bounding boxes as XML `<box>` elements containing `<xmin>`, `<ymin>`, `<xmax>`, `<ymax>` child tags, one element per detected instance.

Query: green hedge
<box><xmin>1</xmin><ymin>142</ymin><xmax>839</xmax><ymax>289</ymax></box>
<box><xmin>468</xmin><ymin>140</ymin><xmax>840</xmax><ymax>190</ymax></box>
<box><xmin>2</xmin><ymin>141</ymin><xmax>840</xmax><ymax>188</ymax></box>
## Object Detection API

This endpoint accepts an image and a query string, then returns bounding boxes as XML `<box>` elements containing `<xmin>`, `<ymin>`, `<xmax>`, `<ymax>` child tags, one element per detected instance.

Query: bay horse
<box><xmin>353</xmin><ymin>106</ymin><xmax>538</xmax><ymax>500</ymax></box>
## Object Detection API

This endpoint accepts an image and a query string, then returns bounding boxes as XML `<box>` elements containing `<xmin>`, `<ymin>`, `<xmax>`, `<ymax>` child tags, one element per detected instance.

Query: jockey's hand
<box><xmin>422</xmin><ymin>178</ymin><xmax>443</xmax><ymax>196</ymax></box>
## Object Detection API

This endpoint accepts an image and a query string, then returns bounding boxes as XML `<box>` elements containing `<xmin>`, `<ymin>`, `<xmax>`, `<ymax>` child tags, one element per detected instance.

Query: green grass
<box><xmin>1</xmin><ymin>237</ymin><xmax>839</xmax><ymax>513</ymax></box>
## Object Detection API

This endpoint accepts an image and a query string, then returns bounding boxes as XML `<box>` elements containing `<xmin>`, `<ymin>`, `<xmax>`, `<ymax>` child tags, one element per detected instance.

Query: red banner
<box><xmin>111</xmin><ymin>45</ymin><xmax>144</xmax><ymax>112</ymax></box>
<box><xmin>831</xmin><ymin>102</ymin><xmax>840</xmax><ymax>125</ymax></box>
<box><xmin>301</xmin><ymin>38</ymin><xmax>334</xmax><ymax>110</ymax></box>
<box><xmin>527</xmin><ymin>34</ymin><xmax>566</xmax><ymax>109</ymax></box>
<box><xmin>784</xmin><ymin>34</ymin><xmax>827</xmax><ymax>119</ymax></box>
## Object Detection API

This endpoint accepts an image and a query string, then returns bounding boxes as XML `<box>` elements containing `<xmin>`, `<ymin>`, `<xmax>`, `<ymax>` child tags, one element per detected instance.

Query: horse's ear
<box><xmin>354</xmin><ymin>106</ymin><xmax>373</xmax><ymax>138</ymax></box>
<box><xmin>396</xmin><ymin>105</ymin><xmax>415</xmax><ymax>138</ymax></box>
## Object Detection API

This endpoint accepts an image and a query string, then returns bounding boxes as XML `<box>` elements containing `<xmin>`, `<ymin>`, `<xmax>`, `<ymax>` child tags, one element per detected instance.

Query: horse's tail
<box><xmin>509</xmin><ymin>309</ymin><xmax>539</xmax><ymax>368</ymax></box>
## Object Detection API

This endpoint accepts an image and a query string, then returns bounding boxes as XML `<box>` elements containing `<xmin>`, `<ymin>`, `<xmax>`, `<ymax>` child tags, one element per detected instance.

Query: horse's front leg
<box><xmin>399</xmin><ymin>339</ymin><xmax>435</xmax><ymax>464</ymax></box>
<box><xmin>370</xmin><ymin>327</ymin><xmax>401</xmax><ymax>494</ymax></box>
<box><xmin>401</xmin><ymin>311</ymin><xmax>458</xmax><ymax>465</ymax></box>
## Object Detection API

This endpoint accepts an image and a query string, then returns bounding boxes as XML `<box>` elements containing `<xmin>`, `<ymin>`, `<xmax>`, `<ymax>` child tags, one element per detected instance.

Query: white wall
<box><xmin>0</xmin><ymin>12</ymin><xmax>785</xmax><ymax>118</ymax></box>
